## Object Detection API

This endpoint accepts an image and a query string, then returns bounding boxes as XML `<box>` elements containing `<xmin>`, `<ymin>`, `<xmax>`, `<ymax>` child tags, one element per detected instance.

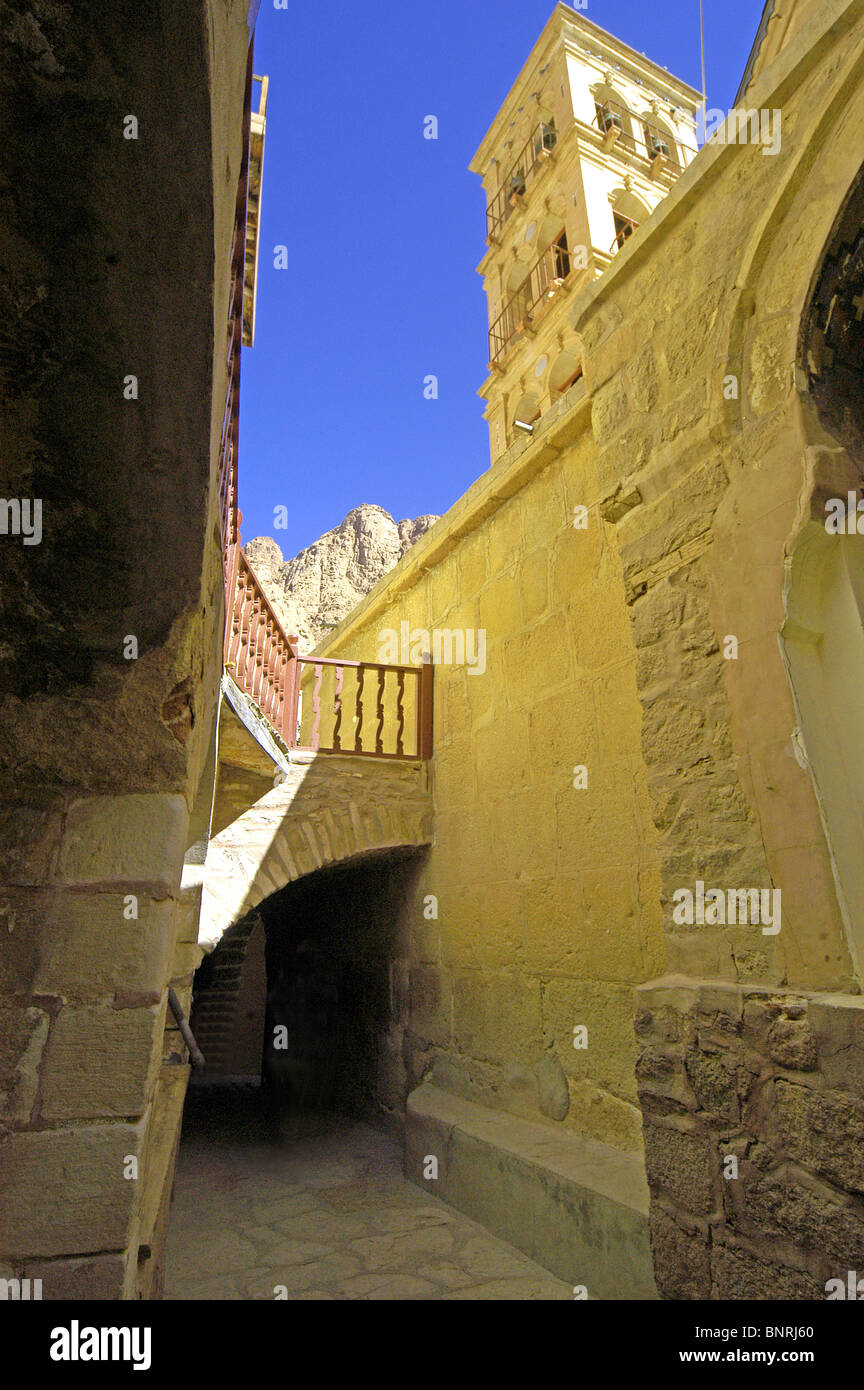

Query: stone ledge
<box><xmin>404</xmin><ymin>1082</ymin><xmax>657</xmax><ymax>1299</ymax></box>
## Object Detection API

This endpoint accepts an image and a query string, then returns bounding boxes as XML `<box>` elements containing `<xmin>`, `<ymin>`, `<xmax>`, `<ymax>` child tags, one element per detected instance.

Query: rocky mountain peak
<box><xmin>243</xmin><ymin>504</ymin><xmax>438</xmax><ymax>650</ymax></box>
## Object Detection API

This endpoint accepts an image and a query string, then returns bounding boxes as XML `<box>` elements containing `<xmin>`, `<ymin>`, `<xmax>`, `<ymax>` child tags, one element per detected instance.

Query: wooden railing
<box><xmin>295</xmin><ymin>657</ymin><xmax>432</xmax><ymax>760</ymax></box>
<box><xmin>488</xmin><ymin>234</ymin><xmax>572</xmax><ymax>367</ymax></box>
<box><xmin>224</xmin><ymin>550</ymin><xmax>433</xmax><ymax>760</ymax></box>
<box><xmin>224</xmin><ymin>548</ymin><xmax>299</xmax><ymax>744</ymax></box>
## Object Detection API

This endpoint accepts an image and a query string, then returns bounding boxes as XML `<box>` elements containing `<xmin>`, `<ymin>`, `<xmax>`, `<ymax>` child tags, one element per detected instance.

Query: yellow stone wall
<box><xmin>570</xmin><ymin>0</ymin><xmax>864</xmax><ymax>996</ymax></box>
<box><xmin>313</xmin><ymin>388</ymin><xmax>665</xmax><ymax>1154</ymax></box>
<box><xmin>309</xmin><ymin>0</ymin><xmax>864</xmax><ymax>1177</ymax></box>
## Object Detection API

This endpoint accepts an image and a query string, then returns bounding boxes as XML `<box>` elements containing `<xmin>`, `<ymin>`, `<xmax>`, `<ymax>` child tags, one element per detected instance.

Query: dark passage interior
<box><xmin>187</xmin><ymin>848</ymin><xmax>424</xmax><ymax>1132</ymax></box>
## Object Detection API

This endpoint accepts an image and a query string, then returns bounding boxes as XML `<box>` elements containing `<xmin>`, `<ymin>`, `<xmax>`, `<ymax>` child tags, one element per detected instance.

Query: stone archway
<box><xmin>188</xmin><ymin>753</ymin><xmax>433</xmax><ymax>1088</ymax></box>
<box><xmin>196</xmin><ymin>753</ymin><xmax>433</xmax><ymax>952</ymax></box>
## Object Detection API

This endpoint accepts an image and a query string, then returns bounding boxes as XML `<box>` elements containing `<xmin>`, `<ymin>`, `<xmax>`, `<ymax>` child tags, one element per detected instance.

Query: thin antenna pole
<box><xmin>699</xmin><ymin>0</ymin><xmax>707</xmax><ymax>133</ymax></box>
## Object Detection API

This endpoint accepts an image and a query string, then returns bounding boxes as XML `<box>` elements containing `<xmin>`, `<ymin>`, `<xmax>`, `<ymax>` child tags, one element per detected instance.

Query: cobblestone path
<box><xmin>164</xmin><ymin>1082</ymin><xmax>571</xmax><ymax>1301</ymax></box>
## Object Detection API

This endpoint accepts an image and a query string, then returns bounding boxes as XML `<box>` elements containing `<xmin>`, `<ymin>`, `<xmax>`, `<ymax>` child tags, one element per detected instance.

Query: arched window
<box><xmin>549</xmin><ymin>345</ymin><xmax>583</xmax><ymax>395</ymax></box>
<box><xmin>512</xmin><ymin>391</ymin><xmax>541</xmax><ymax>431</ymax></box>
<box><xmin>641</xmin><ymin>116</ymin><xmax>680</xmax><ymax>169</ymax></box>
<box><xmin>609</xmin><ymin>190</ymin><xmax>650</xmax><ymax>253</ymax></box>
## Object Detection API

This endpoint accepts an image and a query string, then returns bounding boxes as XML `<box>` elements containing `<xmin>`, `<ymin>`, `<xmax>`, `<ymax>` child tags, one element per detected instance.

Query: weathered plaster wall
<box><xmin>0</xmin><ymin>0</ymin><xmax>253</xmax><ymax>1298</ymax></box>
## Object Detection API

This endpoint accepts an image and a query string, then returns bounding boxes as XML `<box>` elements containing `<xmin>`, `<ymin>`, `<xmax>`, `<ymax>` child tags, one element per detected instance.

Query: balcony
<box><xmin>224</xmin><ymin>548</ymin><xmax>433</xmax><ymax>762</ymax></box>
<box><xmin>610</xmin><ymin>214</ymin><xmax>639</xmax><ymax>254</ymax></box>
<box><xmin>218</xmin><ymin>69</ymin><xmax>433</xmax><ymax>768</ymax></box>
<box><xmin>485</xmin><ymin>121</ymin><xmax>558</xmax><ymax>243</ymax></box>
<box><xmin>488</xmin><ymin>235</ymin><xmax>572</xmax><ymax>368</ymax></box>
<box><xmin>592</xmin><ymin>102</ymin><xmax>680</xmax><ymax>174</ymax></box>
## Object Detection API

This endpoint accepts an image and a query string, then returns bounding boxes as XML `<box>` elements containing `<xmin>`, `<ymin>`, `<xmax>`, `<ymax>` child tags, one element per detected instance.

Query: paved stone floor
<box><xmin>164</xmin><ymin>1081</ymin><xmax>572</xmax><ymax>1300</ymax></box>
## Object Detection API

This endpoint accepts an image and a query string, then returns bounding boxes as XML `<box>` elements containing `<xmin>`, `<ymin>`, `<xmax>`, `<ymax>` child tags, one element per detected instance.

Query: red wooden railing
<box><xmin>219</xmin><ymin>52</ymin><xmax>433</xmax><ymax>762</ymax></box>
<box><xmin>223</xmin><ymin>550</ymin><xmax>433</xmax><ymax>761</ymax></box>
<box><xmin>224</xmin><ymin>548</ymin><xmax>299</xmax><ymax>744</ymax></box>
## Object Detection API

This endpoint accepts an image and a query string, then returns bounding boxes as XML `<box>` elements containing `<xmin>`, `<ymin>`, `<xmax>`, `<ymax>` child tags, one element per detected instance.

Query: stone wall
<box><xmin>306</xmin><ymin>0</ymin><xmax>864</xmax><ymax>1293</ymax></box>
<box><xmin>0</xmin><ymin>1</ymin><xmax>254</xmax><ymax>1298</ymax></box>
<box><xmin>311</xmin><ymin>382</ymin><xmax>664</xmax><ymax>1156</ymax></box>
<box><xmin>570</xmin><ymin>0</ymin><xmax>864</xmax><ymax>996</ymax></box>
<box><xmin>564</xmin><ymin>0</ymin><xmax>864</xmax><ymax>1294</ymax></box>
<box><xmin>637</xmin><ymin>977</ymin><xmax>864</xmax><ymax>1299</ymax></box>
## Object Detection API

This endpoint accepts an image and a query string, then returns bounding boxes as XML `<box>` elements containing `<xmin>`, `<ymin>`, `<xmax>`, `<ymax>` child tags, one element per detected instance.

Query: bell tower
<box><xmin>470</xmin><ymin>3</ymin><xmax>702</xmax><ymax>464</ymax></box>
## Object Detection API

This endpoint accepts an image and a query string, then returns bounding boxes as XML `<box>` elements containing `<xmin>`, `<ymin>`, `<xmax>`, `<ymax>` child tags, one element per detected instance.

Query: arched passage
<box><xmin>190</xmin><ymin>846</ymin><xmax>426</xmax><ymax>1122</ymax></box>
<box><xmin>196</xmin><ymin>752</ymin><xmax>433</xmax><ymax>951</ymax></box>
<box><xmin>188</xmin><ymin>751</ymin><xmax>432</xmax><ymax>1122</ymax></box>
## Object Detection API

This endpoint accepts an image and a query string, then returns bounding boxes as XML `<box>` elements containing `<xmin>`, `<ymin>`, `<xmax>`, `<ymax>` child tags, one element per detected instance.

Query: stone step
<box><xmin>404</xmin><ymin>1082</ymin><xmax>657</xmax><ymax>1300</ymax></box>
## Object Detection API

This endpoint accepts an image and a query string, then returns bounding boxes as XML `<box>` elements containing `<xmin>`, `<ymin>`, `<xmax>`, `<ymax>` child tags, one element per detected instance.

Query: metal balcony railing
<box><xmin>485</xmin><ymin>121</ymin><xmax>558</xmax><ymax>242</ymax></box>
<box><xmin>593</xmin><ymin>102</ymin><xmax>639</xmax><ymax>155</ymax></box>
<box><xmin>610</xmin><ymin>216</ymin><xmax>639</xmax><ymax>254</ymax></box>
<box><xmin>488</xmin><ymin>235</ymin><xmax>572</xmax><ymax>367</ymax></box>
<box><xmin>593</xmin><ymin>103</ymin><xmax>680</xmax><ymax>172</ymax></box>
<box><xmin>642</xmin><ymin>121</ymin><xmax>677</xmax><ymax>167</ymax></box>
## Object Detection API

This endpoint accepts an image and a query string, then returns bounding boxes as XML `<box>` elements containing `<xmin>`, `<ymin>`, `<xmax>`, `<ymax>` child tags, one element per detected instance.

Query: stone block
<box><xmin>543</xmin><ymin>978</ymin><xmax>640</xmax><ymax>1100</ymax></box>
<box><xmin>643</xmin><ymin>1122</ymin><xmax>716</xmax><ymax>1215</ymax></box>
<box><xmin>767</xmin><ymin>1017</ymin><xmax>818</xmax><ymax>1071</ymax></box>
<box><xmin>533</xmin><ymin>1050</ymin><xmax>570</xmax><ymax>1122</ymax></box>
<box><xmin>809</xmin><ymin>995</ymin><xmax>864</xmax><ymax>1096</ymax></box>
<box><xmin>775</xmin><ymin>1081</ymin><xmax>864</xmax><ymax>1193</ymax></box>
<box><xmin>487</xmin><ymin>500</ymin><xmax>523</xmax><ymax>578</ymax></box>
<box><xmin>23</xmin><ymin>1253</ymin><xmax>127</xmax><ymax>1300</ymax></box>
<box><xmin>650</xmin><ymin>1206</ymin><xmax>711</xmax><ymax>1299</ymax></box>
<box><xmin>711</xmin><ymin>1242</ymin><xmax>823</xmax><ymax>1301</ymax></box>
<box><xmin>521</xmin><ymin>465</ymin><xmax>567</xmax><ymax>552</ymax></box>
<box><xmin>519</xmin><ymin>547</ymin><xmax>549</xmax><ymax>625</ymax></box>
<box><xmin>0</xmin><ymin>1004</ymin><xmax>50</xmax><ymax>1124</ymax></box>
<box><xmin>684</xmin><ymin>1046</ymin><xmax>748</xmax><ymax>1120</ymax></box>
<box><xmin>0</xmin><ymin>1121</ymin><xmax>145</xmax><ymax>1257</ymax></box>
<box><xmin>735</xmin><ymin>1172</ymin><xmax>864</xmax><ymax>1269</ymax></box>
<box><xmin>591</xmin><ymin>377</ymin><xmax>629</xmax><ymax>445</ymax></box>
<box><xmin>549</xmin><ymin>518</ymin><xmax>602</xmax><ymax>606</ymax></box>
<box><xmin>40</xmin><ymin>1002</ymin><xmax>163</xmax><ymax>1121</ymax></box>
<box><xmin>58</xmin><ymin>794</ymin><xmax>188</xmax><ymax>895</ymax></box>
<box><xmin>458</xmin><ymin>531</ymin><xmax>488</xmax><ymax>600</ymax></box>
<box><xmin>452</xmin><ymin>970</ymin><xmax>542</xmax><ymax>1067</ymax></box>
<box><xmin>34</xmin><ymin>892</ymin><xmax>176</xmax><ymax>999</ymax></box>
<box><xmin>409</xmin><ymin>964</ymin><xmax>449</xmax><ymax>1047</ymax></box>
<box><xmin>0</xmin><ymin>804</ymin><xmax>64</xmax><ymax>887</ymax></box>
<box><xmin>405</xmin><ymin>1082</ymin><xmax>657</xmax><ymax>1299</ymax></box>
<box><xmin>0</xmin><ymin>889</ymin><xmax>42</xmax><ymax>994</ymax></box>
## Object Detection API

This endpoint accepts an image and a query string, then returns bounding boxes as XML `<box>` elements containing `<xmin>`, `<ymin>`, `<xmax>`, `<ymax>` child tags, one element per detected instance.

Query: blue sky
<box><xmin>239</xmin><ymin>0</ymin><xmax>765</xmax><ymax>557</ymax></box>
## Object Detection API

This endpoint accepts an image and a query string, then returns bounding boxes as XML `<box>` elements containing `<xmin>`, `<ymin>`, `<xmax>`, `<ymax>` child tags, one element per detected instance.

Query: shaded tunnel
<box><xmin>188</xmin><ymin>847</ymin><xmax>427</xmax><ymax>1127</ymax></box>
